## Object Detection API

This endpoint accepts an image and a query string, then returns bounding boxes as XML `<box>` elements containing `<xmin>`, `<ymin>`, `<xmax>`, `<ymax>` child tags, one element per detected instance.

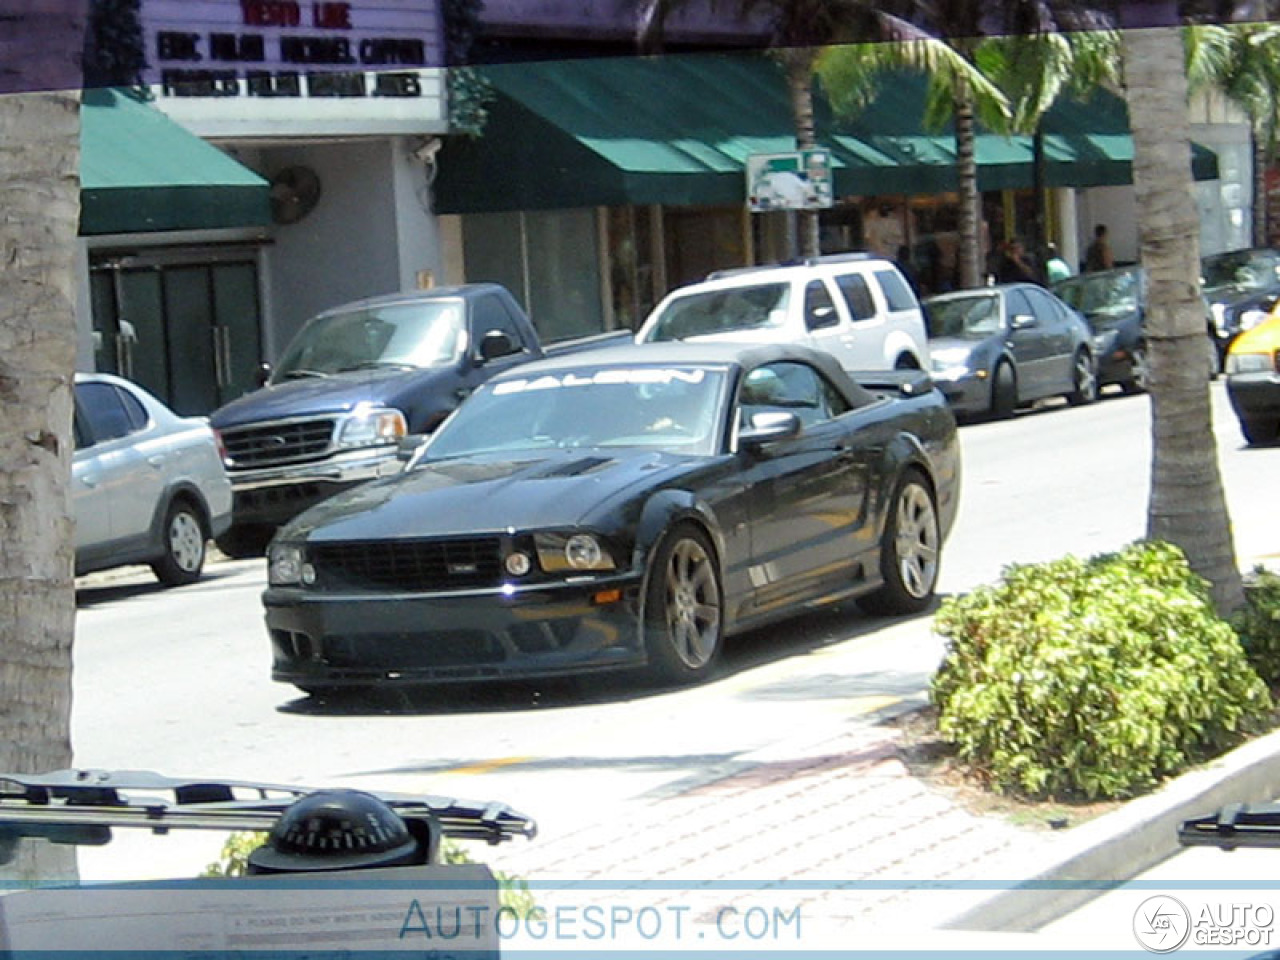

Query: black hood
<box><xmin>283</xmin><ymin>449</ymin><xmax>693</xmax><ymax>542</ymax></box>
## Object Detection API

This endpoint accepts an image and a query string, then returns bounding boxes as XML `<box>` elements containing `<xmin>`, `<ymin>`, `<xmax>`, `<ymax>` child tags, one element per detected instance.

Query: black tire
<box><xmin>1121</xmin><ymin>344</ymin><xmax>1148</xmax><ymax>395</ymax></box>
<box><xmin>151</xmin><ymin>500</ymin><xmax>207</xmax><ymax>587</ymax></box>
<box><xmin>1240</xmin><ymin>416</ymin><xmax>1280</xmax><ymax>446</ymax></box>
<box><xmin>989</xmin><ymin>362</ymin><xmax>1017</xmax><ymax>420</ymax></box>
<box><xmin>215</xmin><ymin>525</ymin><xmax>273</xmax><ymax>559</ymax></box>
<box><xmin>1067</xmin><ymin>349</ymin><xmax>1099</xmax><ymax>406</ymax></box>
<box><xmin>858</xmin><ymin>472</ymin><xmax>941</xmax><ymax>616</ymax></box>
<box><xmin>643</xmin><ymin>524</ymin><xmax>723</xmax><ymax>684</ymax></box>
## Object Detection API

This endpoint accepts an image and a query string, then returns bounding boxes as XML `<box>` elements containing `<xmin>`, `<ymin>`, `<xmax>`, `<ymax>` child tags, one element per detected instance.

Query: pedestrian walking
<box><xmin>1084</xmin><ymin>224</ymin><xmax>1114</xmax><ymax>272</ymax></box>
<box><xmin>1045</xmin><ymin>243</ymin><xmax>1073</xmax><ymax>283</ymax></box>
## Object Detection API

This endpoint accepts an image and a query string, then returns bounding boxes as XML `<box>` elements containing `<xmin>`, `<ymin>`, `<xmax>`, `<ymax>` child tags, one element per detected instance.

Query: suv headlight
<box><xmin>534</xmin><ymin>532</ymin><xmax>617</xmax><ymax>574</ymax></box>
<box><xmin>269</xmin><ymin>543</ymin><xmax>314</xmax><ymax>586</ymax></box>
<box><xmin>337</xmin><ymin>405</ymin><xmax>407</xmax><ymax>449</ymax></box>
<box><xmin>1226</xmin><ymin>352</ymin><xmax>1275</xmax><ymax>375</ymax></box>
<box><xmin>1240</xmin><ymin>309</ymin><xmax>1269</xmax><ymax>332</ymax></box>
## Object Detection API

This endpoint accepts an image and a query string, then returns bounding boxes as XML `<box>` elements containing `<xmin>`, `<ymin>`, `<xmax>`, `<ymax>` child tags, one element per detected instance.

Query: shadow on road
<box><xmin>75</xmin><ymin>564</ymin><xmax>249</xmax><ymax>608</ymax></box>
<box><xmin>277</xmin><ymin>599</ymin><xmax>940</xmax><ymax>718</ymax></box>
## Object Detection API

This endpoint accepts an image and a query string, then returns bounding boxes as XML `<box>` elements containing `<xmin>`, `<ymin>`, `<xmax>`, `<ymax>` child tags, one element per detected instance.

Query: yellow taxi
<box><xmin>1225</xmin><ymin>307</ymin><xmax>1280</xmax><ymax>444</ymax></box>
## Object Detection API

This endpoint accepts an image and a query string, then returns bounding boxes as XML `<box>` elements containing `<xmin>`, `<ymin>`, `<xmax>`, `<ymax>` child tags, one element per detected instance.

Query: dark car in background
<box><xmin>923</xmin><ymin>283</ymin><xmax>1097</xmax><ymax>419</ymax></box>
<box><xmin>262</xmin><ymin>342</ymin><xmax>961</xmax><ymax>694</ymax></box>
<box><xmin>1201</xmin><ymin>247</ymin><xmax>1280</xmax><ymax>365</ymax></box>
<box><xmin>1054</xmin><ymin>267</ymin><xmax>1149</xmax><ymax>393</ymax></box>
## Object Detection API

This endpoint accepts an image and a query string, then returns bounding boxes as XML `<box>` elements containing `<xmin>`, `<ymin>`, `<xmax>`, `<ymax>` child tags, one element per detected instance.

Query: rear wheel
<box><xmin>1121</xmin><ymin>344</ymin><xmax>1148</xmax><ymax>395</ymax></box>
<box><xmin>858</xmin><ymin>472</ymin><xmax>940</xmax><ymax>616</ymax></box>
<box><xmin>1067</xmin><ymin>350</ymin><xmax>1098</xmax><ymax>406</ymax></box>
<box><xmin>644</xmin><ymin>525</ymin><xmax>723</xmax><ymax>684</ymax></box>
<box><xmin>151</xmin><ymin>500</ymin><xmax>207</xmax><ymax>586</ymax></box>
<box><xmin>989</xmin><ymin>362</ymin><xmax>1017</xmax><ymax>420</ymax></box>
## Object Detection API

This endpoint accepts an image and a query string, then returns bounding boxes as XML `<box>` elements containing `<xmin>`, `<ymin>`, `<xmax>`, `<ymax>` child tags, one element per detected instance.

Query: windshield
<box><xmin>424</xmin><ymin>365</ymin><xmax>729</xmax><ymax>459</ymax></box>
<box><xmin>924</xmin><ymin>294</ymin><xmax>1002</xmax><ymax>339</ymax></box>
<box><xmin>1055</xmin><ymin>269</ymin><xmax>1141</xmax><ymax>322</ymax></box>
<box><xmin>1201</xmin><ymin>251</ymin><xmax>1280</xmax><ymax>295</ymax></box>
<box><xmin>643</xmin><ymin>283</ymin><xmax>791</xmax><ymax>341</ymax></box>
<box><xmin>272</xmin><ymin>301</ymin><xmax>466</xmax><ymax>381</ymax></box>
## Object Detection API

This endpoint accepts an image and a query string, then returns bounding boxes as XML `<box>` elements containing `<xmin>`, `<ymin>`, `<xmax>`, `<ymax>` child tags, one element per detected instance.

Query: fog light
<box><xmin>301</xmin><ymin>564</ymin><xmax>317</xmax><ymax>586</ymax></box>
<box><xmin>505</xmin><ymin>552</ymin><xmax>532</xmax><ymax>577</ymax></box>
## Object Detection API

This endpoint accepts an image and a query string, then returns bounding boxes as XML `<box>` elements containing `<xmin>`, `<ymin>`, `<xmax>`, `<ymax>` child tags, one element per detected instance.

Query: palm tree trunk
<box><xmin>1122</xmin><ymin>25</ymin><xmax>1244</xmax><ymax>614</ymax></box>
<box><xmin>0</xmin><ymin>5</ymin><xmax>86</xmax><ymax>886</ymax></box>
<box><xmin>954</xmin><ymin>79</ymin><xmax>982</xmax><ymax>289</ymax></box>
<box><xmin>784</xmin><ymin>48</ymin><xmax>821</xmax><ymax>259</ymax></box>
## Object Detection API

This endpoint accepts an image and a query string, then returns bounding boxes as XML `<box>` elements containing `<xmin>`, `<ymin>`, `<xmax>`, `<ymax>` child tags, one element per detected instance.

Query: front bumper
<box><xmin>1227</xmin><ymin>372</ymin><xmax>1280</xmax><ymax>420</ymax></box>
<box><xmin>264</xmin><ymin>573</ymin><xmax>647</xmax><ymax>686</ymax></box>
<box><xmin>932</xmin><ymin>372</ymin><xmax>990</xmax><ymax>416</ymax></box>
<box><xmin>228</xmin><ymin>447</ymin><xmax>403</xmax><ymax>526</ymax></box>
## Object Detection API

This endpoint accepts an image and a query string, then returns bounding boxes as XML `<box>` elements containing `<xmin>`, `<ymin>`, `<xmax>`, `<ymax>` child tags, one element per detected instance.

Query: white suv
<box><xmin>636</xmin><ymin>253</ymin><xmax>930</xmax><ymax>371</ymax></box>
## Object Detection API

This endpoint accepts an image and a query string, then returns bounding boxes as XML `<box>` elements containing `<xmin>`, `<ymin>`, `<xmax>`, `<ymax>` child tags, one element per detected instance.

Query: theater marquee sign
<box><xmin>143</xmin><ymin>0</ymin><xmax>447</xmax><ymax>136</ymax></box>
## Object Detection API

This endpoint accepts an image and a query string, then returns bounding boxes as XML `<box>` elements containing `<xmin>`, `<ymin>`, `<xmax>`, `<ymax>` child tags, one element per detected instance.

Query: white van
<box><xmin>636</xmin><ymin>253</ymin><xmax>931</xmax><ymax>372</ymax></box>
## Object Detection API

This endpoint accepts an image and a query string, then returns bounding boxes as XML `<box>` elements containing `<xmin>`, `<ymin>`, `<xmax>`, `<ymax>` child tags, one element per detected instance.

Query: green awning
<box><xmin>435</xmin><ymin>53</ymin><xmax>1218</xmax><ymax>214</ymax></box>
<box><xmin>79</xmin><ymin>88</ymin><xmax>271</xmax><ymax>235</ymax></box>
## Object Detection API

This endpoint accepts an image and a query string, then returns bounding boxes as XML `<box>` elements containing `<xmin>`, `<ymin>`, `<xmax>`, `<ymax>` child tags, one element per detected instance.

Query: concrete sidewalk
<box><xmin>484</xmin><ymin>698</ymin><xmax>1280</xmax><ymax>939</ymax></box>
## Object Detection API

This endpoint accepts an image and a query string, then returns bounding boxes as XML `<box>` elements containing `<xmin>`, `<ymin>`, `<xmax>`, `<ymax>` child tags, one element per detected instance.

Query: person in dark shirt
<box><xmin>1084</xmin><ymin>224</ymin><xmax>1115</xmax><ymax>272</ymax></box>
<box><xmin>997</xmin><ymin>238</ymin><xmax>1041</xmax><ymax>285</ymax></box>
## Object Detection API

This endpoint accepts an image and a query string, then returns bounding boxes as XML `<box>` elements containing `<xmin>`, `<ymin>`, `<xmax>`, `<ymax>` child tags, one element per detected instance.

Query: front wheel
<box><xmin>151</xmin><ymin>500</ymin><xmax>207</xmax><ymax>586</ymax></box>
<box><xmin>1067</xmin><ymin>350</ymin><xmax>1098</xmax><ymax>406</ymax></box>
<box><xmin>1240</xmin><ymin>416</ymin><xmax>1280</xmax><ymax>446</ymax></box>
<box><xmin>1121</xmin><ymin>344</ymin><xmax>1148</xmax><ymax>395</ymax></box>
<box><xmin>858</xmin><ymin>472</ymin><xmax>940</xmax><ymax>616</ymax></box>
<box><xmin>989</xmin><ymin>362</ymin><xmax>1017</xmax><ymax>420</ymax></box>
<box><xmin>644</xmin><ymin>525</ymin><xmax>723</xmax><ymax>684</ymax></box>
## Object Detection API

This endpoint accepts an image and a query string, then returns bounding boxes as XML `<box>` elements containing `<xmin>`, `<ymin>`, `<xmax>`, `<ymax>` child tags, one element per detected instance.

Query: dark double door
<box><xmin>90</xmin><ymin>249</ymin><xmax>263</xmax><ymax>416</ymax></box>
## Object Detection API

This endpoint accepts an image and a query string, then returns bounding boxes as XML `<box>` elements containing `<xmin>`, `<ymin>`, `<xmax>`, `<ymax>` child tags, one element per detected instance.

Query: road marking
<box><xmin>437</xmin><ymin>756</ymin><xmax>533</xmax><ymax>776</ymax></box>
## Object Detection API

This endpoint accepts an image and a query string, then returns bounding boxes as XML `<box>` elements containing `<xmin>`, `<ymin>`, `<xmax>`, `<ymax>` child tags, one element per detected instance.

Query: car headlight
<box><xmin>337</xmin><ymin>405</ymin><xmax>407</xmax><ymax>449</ymax></box>
<box><xmin>534</xmin><ymin>532</ymin><xmax>617</xmax><ymax>574</ymax></box>
<box><xmin>1091</xmin><ymin>329</ymin><xmax>1119</xmax><ymax>355</ymax></box>
<box><xmin>1225</xmin><ymin>352</ymin><xmax>1275</xmax><ymax>375</ymax></box>
<box><xmin>269</xmin><ymin>543</ymin><xmax>315</xmax><ymax>586</ymax></box>
<box><xmin>929</xmin><ymin>348</ymin><xmax>974</xmax><ymax>381</ymax></box>
<box><xmin>1211</xmin><ymin>302</ymin><xmax>1229</xmax><ymax>335</ymax></box>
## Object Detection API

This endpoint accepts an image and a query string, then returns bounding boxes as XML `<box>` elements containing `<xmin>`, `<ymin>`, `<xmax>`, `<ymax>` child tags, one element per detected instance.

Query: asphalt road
<box><xmin>69</xmin><ymin>382</ymin><xmax>1280</xmax><ymax>883</ymax></box>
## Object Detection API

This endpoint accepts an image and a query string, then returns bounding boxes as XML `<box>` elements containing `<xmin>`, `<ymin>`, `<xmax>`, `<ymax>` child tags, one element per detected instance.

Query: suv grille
<box><xmin>312</xmin><ymin>538</ymin><xmax>503</xmax><ymax>592</ymax></box>
<box><xmin>220</xmin><ymin>418</ymin><xmax>337</xmax><ymax>468</ymax></box>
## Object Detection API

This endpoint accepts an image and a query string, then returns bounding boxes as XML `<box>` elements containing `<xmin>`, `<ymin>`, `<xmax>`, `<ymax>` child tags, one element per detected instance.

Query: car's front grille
<box><xmin>311</xmin><ymin>538</ymin><xmax>504</xmax><ymax>592</ymax></box>
<box><xmin>220</xmin><ymin>418</ymin><xmax>337</xmax><ymax>468</ymax></box>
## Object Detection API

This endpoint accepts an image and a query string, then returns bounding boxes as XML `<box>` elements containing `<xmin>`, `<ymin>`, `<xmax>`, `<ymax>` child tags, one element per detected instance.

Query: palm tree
<box><xmin>1186</xmin><ymin>21</ymin><xmax>1280</xmax><ymax>246</ymax></box>
<box><xmin>818</xmin><ymin>39</ymin><xmax>1010</xmax><ymax>288</ymax></box>
<box><xmin>1122</xmin><ymin>18</ymin><xmax>1244</xmax><ymax>613</ymax></box>
<box><xmin>0</xmin><ymin>2</ymin><xmax>85</xmax><ymax>883</ymax></box>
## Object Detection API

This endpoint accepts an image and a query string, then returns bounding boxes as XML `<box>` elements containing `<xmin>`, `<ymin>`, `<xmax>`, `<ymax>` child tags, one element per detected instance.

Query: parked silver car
<box><xmin>73</xmin><ymin>372</ymin><xmax>232</xmax><ymax>585</ymax></box>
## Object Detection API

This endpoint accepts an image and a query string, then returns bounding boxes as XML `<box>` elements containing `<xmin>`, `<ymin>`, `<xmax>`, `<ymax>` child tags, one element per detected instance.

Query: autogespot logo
<box><xmin>1134</xmin><ymin>895</ymin><xmax>1192</xmax><ymax>953</ymax></box>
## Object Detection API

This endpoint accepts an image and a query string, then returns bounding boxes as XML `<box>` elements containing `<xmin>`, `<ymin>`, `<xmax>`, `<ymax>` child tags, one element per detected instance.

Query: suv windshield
<box><xmin>1055</xmin><ymin>269</ymin><xmax>1142</xmax><ymax>321</ymax></box>
<box><xmin>644</xmin><ymin>283</ymin><xmax>791</xmax><ymax>341</ymax></box>
<box><xmin>272</xmin><ymin>301</ymin><xmax>466</xmax><ymax>381</ymax></box>
<box><xmin>1202</xmin><ymin>251</ymin><xmax>1280</xmax><ymax>295</ymax></box>
<box><xmin>925</xmin><ymin>293</ymin><xmax>1002</xmax><ymax>339</ymax></box>
<box><xmin>424</xmin><ymin>365</ymin><xmax>729</xmax><ymax>459</ymax></box>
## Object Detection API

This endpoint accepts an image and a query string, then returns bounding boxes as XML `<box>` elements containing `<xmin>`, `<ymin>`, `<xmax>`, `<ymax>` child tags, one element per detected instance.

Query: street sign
<box><xmin>746</xmin><ymin>149</ymin><xmax>834</xmax><ymax>212</ymax></box>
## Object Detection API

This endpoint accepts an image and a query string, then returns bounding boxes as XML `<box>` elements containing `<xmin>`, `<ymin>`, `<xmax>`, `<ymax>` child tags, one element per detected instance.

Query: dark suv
<box><xmin>1201</xmin><ymin>247</ymin><xmax>1280</xmax><ymax>366</ymax></box>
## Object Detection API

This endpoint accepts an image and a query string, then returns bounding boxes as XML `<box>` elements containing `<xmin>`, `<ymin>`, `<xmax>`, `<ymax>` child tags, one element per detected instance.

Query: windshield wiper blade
<box><xmin>1179</xmin><ymin>803</ymin><xmax>1280</xmax><ymax>849</ymax></box>
<box><xmin>0</xmin><ymin>769</ymin><xmax>536</xmax><ymax>861</ymax></box>
<box><xmin>280</xmin><ymin>368</ymin><xmax>328</xmax><ymax>380</ymax></box>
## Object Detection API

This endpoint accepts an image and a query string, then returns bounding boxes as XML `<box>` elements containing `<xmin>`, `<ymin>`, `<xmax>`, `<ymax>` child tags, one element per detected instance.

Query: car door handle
<box><xmin>147</xmin><ymin>454</ymin><xmax>166</xmax><ymax>468</ymax></box>
<box><xmin>81</xmin><ymin>473</ymin><xmax>98</xmax><ymax>487</ymax></box>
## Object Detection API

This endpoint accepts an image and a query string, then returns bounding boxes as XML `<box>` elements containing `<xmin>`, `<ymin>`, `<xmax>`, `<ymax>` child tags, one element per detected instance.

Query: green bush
<box><xmin>1233</xmin><ymin>566</ymin><xmax>1280</xmax><ymax>686</ymax></box>
<box><xmin>931</xmin><ymin>541</ymin><xmax>1271</xmax><ymax>800</ymax></box>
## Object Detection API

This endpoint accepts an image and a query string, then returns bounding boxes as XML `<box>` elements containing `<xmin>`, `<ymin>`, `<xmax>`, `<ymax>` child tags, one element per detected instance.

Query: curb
<box><xmin>944</xmin><ymin>724</ymin><xmax>1280</xmax><ymax>933</ymax></box>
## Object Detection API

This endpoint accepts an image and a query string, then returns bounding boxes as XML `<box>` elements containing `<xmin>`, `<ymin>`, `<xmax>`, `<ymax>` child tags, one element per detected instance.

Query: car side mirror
<box><xmin>1010</xmin><ymin>314</ymin><xmax>1037</xmax><ymax>330</ymax></box>
<box><xmin>478</xmin><ymin>330</ymin><xmax>518</xmax><ymax>363</ymax></box>
<box><xmin>396</xmin><ymin>434</ymin><xmax>428</xmax><ymax>463</ymax></box>
<box><xmin>806</xmin><ymin>306</ymin><xmax>839</xmax><ymax>331</ymax></box>
<box><xmin>740</xmin><ymin>411</ymin><xmax>801</xmax><ymax>448</ymax></box>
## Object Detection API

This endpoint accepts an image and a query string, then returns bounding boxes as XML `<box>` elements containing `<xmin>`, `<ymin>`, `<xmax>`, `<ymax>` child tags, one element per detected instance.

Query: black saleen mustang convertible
<box><xmin>263</xmin><ymin>342</ymin><xmax>961</xmax><ymax>692</ymax></box>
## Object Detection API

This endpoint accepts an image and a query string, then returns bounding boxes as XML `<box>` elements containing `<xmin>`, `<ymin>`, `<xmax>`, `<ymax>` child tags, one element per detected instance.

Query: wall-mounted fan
<box><xmin>269</xmin><ymin>166</ymin><xmax>322</xmax><ymax>225</ymax></box>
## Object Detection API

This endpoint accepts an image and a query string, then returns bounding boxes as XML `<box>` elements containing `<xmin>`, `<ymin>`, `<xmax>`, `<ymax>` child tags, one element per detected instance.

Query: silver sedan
<box><xmin>73</xmin><ymin>372</ymin><xmax>232</xmax><ymax>585</ymax></box>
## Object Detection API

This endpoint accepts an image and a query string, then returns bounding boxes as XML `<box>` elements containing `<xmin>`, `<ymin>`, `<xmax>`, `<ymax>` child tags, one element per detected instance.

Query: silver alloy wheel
<box><xmin>168</xmin><ymin>510</ymin><xmax>205</xmax><ymax>573</ymax></box>
<box><xmin>664</xmin><ymin>537</ymin><xmax>721</xmax><ymax>670</ymax></box>
<box><xmin>894</xmin><ymin>482</ymin><xmax>940</xmax><ymax>600</ymax></box>
<box><xmin>1073</xmin><ymin>351</ymin><xmax>1097</xmax><ymax>401</ymax></box>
